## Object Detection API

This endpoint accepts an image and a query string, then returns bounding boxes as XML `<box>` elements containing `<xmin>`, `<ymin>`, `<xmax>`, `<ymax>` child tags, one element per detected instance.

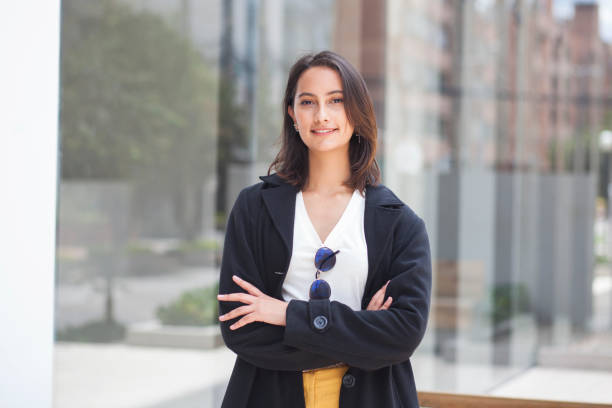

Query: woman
<box><xmin>217</xmin><ymin>50</ymin><xmax>431</xmax><ymax>408</ymax></box>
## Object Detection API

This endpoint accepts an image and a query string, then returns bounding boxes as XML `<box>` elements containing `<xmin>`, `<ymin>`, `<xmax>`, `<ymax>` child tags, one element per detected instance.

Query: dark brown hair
<box><xmin>268</xmin><ymin>50</ymin><xmax>380</xmax><ymax>193</ymax></box>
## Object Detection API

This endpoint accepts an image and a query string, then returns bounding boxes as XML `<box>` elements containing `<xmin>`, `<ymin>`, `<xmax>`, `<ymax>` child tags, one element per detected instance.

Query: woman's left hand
<box><xmin>218</xmin><ymin>275</ymin><xmax>288</xmax><ymax>330</ymax></box>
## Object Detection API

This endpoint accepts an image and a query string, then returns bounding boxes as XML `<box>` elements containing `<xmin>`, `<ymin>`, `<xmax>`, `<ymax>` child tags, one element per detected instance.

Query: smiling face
<box><xmin>288</xmin><ymin>66</ymin><xmax>355</xmax><ymax>154</ymax></box>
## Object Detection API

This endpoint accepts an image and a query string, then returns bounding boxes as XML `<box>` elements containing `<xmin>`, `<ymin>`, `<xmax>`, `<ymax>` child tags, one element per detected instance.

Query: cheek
<box><xmin>295</xmin><ymin>107</ymin><xmax>311</xmax><ymax>124</ymax></box>
<box><xmin>344</xmin><ymin>126</ymin><xmax>355</xmax><ymax>140</ymax></box>
<box><xmin>335</xmin><ymin>109</ymin><xmax>351</xmax><ymax>128</ymax></box>
<box><xmin>339</xmin><ymin>115</ymin><xmax>353</xmax><ymax>134</ymax></box>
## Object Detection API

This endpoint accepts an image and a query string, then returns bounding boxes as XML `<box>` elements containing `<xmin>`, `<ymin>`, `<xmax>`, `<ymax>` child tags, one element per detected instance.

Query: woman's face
<box><xmin>288</xmin><ymin>66</ymin><xmax>354</xmax><ymax>154</ymax></box>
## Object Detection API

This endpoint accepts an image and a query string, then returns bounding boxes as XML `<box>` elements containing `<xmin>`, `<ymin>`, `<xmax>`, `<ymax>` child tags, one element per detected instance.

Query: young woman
<box><xmin>217</xmin><ymin>51</ymin><xmax>431</xmax><ymax>408</ymax></box>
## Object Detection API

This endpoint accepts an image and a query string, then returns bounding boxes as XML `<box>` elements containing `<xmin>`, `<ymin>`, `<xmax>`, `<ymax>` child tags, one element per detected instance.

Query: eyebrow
<box><xmin>297</xmin><ymin>90</ymin><xmax>343</xmax><ymax>98</ymax></box>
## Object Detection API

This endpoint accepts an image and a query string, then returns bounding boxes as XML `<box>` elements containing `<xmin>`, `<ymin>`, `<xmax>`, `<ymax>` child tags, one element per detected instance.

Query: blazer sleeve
<box><xmin>282</xmin><ymin>212</ymin><xmax>432</xmax><ymax>371</ymax></box>
<box><xmin>218</xmin><ymin>189</ymin><xmax>341</xmax><ymax>371</ymax></box>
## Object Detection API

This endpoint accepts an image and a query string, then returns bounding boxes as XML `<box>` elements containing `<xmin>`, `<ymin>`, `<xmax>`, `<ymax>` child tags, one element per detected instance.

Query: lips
<box><xmin>311</xmin><ymin>128</ymin><xmax>337</xmax><ymax>134</ymax></box>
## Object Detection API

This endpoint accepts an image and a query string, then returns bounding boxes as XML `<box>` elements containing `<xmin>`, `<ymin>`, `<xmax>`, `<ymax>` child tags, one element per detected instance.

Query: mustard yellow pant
<box><xmin>302</xmin><ymin>365</ymin><xmax>350</xmax><ymax>408</ymax></box>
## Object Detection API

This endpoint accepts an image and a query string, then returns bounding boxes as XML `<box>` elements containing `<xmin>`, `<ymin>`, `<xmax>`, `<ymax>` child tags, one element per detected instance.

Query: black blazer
<box><xmin>218</xmin><ymin>173</ymin><xmax>432</xmax><ymax>408</ymax></box>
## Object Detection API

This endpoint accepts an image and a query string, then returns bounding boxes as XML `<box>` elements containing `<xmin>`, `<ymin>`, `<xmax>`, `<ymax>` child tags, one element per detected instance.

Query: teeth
<box><xmin>313</xmin><ymin>129</ymin><xmax>335</xmax><ymax>134</ymax></box>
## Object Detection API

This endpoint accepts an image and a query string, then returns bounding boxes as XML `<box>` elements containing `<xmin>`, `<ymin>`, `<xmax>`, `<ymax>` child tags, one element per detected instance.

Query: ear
<box><xmin>287</xmin><ymin>105</ymin><xmax>296</xmax><ymax>123</ymax></box>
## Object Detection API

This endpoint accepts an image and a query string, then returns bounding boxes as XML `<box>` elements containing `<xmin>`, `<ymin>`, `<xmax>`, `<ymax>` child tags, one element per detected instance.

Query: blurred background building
<box><xmin>53</xmin><ymin>0</ymin><xmax>612</xmax><ymax>406</ymax></box>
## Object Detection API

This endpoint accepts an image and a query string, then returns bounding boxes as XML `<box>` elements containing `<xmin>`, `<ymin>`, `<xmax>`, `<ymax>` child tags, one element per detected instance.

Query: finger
<box><xmin>371</xmin><ymin>287</ymin><xmax>383</xmax><ymax>301</ymax></box>
<box><xmin>230</xmin><ymin>313</ymin><xmax>257</xmax><ymax>330</ymax></box>
<box><xmin>367</xmin><ymin>288</ymin><xmax>384</xmax><ymax>310</ymax></box>
<box><xmin>367</xmin><ymin>280</ymin><xmax>392</xmax><ymax>310</ymax></box>
<box><xmin>232</xmin><ymin>275</ymin><xmax>263</xmax><ymax>296</ymax></box>
<box><xmin>380</xmin><ymin>296</ymin><xmax>393</xmax><ymax>310</ymax></box>
<box><xmin>375</xmin><ymin>280</ymin><xmax>391</xmax><ymax>301</ymax></box>
<box><xmin>219</xmin><ymin>305</ymin><xmax>253</xmax><ymax>322</ymax></box>
<box><xmin>380</xmin><ymin>280</ymin><xmax>391</xmax><ymax>299</ymax></box>
<box><xmin>372</xmin><ymin>287</ymin><xmax>385</xmax><ymax>305</ymax></box>
<box><xmin>217</xmin><ymin>292</ymin><xmax>255</xmax><ymax>304</ymax></box>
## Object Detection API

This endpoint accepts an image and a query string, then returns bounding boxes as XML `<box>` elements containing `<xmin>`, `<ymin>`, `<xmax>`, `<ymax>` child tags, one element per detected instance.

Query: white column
<box><xmin>0</xmin><ymin>1</ymin><xmax>61</xmax><ymax>407</ymax></box>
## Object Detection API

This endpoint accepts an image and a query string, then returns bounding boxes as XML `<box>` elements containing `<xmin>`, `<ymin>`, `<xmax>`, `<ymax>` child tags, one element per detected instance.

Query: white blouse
<box><xmin>281</xmin><ymin>189</ymin><xmax>368</xmax><ymax>311</ymax></box>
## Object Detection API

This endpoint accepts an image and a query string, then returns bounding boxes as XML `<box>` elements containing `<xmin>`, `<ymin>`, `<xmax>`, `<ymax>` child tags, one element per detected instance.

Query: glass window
<box><xmin>55</xmin><ymin>0</ymin><xmax>612</xmax><ymax>406</ymax></box>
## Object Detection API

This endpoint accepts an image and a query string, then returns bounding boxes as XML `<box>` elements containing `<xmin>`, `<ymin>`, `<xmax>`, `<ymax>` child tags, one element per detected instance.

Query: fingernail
<box><xmin>217</xmin><ymin>294</ymin><xmax>225</xmax><ymax>299</ymax></box>
<box><xmin>233</xmin><ymin>275</ymin><xmax>241</xmax><ymax>281</ymax></box>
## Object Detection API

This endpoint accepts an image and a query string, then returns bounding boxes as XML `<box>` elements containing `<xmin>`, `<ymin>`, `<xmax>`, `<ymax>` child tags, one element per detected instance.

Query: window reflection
<box><xmin>55</xmin><ymin>0</ymin><xmax>612</xmax><ymax>406</ymax></box>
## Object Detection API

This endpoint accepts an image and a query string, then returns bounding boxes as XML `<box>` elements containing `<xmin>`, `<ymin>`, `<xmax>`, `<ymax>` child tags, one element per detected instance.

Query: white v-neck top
<box><xmin>281</xmin><ymin>189</ymin><xmax>368</xmax><ymax>311</ymax></box>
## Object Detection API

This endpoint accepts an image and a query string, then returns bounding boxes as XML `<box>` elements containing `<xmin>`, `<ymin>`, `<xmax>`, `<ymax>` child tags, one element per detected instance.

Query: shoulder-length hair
<box><xmin>268</xmin><ymin>50</ymin><xmax>381</xmax><ymax>193</ymax></box>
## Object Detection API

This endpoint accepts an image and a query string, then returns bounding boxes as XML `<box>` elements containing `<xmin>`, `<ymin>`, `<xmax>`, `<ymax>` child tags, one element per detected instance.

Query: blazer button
<box><xmin>313</xmin><ymin>315</ymin><xmax>328</xmax><ymax>330</ymax></box>
<box><xmin>342</xmin><ymin>373</ymin><xmax>355</xmax><ymax>388</ymax></box>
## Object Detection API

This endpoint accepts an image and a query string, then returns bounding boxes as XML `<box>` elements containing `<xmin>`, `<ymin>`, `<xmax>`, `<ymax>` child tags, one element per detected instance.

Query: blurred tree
<box><xmin>60</xmin><ymin>0</ymin><xmax>216</xmax><ymax>240</ymax></box>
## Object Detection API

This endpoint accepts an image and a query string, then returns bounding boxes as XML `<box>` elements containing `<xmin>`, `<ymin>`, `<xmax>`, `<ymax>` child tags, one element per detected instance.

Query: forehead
<box><xmin>296</xmin><ymin>66</ymin><xmax>343</xmax><ymax>95</ymax></box>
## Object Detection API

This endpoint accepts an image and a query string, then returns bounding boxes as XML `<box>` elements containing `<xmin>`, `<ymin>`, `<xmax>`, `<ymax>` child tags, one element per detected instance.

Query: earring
<box><xmin>357</xmin><ymin>133</ymin><xmax>361</xmax><ymax>144</ymax></box>
<box><xmin>293</xmin><ymin>123</ymin><xmax>299</xmax><ymax>133</ymax></box>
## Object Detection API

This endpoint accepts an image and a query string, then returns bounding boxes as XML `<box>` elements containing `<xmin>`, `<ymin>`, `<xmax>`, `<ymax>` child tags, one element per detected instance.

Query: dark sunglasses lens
<box><xmin>309</xmin><ymin>279</ymin><xmax>331</xmax><ymax>299</ymax></box>
<box><xmin>315</xmin><ymin>246</ymin><xmax>336</xmax><ymax>271</ymax></box>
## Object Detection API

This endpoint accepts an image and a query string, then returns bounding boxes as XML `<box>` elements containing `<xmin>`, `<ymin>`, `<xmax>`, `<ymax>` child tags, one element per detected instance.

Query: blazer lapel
<box><xmin>363</xmin><ymin>184</ymin><xmax>404</xmax><ymax>301</ymax></box>
<box><xmin>259</xmin><ymin>174</ymin><xmax>298</xmax><ymax>256</ymax></box>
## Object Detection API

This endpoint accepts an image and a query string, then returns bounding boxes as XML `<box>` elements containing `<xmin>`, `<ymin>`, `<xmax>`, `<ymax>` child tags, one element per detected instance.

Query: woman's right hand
<box><xmin>366</xmin><ymin>280</ymin><xmax>393</xmax><ymax>311</ymax></box>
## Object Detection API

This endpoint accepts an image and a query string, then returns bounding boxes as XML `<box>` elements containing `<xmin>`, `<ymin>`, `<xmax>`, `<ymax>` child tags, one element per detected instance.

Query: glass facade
<box><xmin>55</xmin><ymin>0</ymin><xmax>612</xmax><ymax>406</ymax></box>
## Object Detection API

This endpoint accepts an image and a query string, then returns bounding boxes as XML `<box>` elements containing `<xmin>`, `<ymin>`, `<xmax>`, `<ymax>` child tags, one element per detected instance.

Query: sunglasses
<box><xmin>309</xmin><ymin>246</ymin><xmax>340</xmax><ymax>300</ymax></box>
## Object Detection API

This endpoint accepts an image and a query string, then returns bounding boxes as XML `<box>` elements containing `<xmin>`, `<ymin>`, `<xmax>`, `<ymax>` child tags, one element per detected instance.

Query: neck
<box><xmin>304</xmin><ymin>148</ymin><xmax>352</xmax><ymax>195</ymax></box>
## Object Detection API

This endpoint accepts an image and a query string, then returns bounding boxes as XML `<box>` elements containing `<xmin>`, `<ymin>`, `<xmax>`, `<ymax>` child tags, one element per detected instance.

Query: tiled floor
<box><xmin>53</xmin><ymin>343</ymin><xmax>234</xmax><ymax>408</ymax></box>
<box><xmin>489</xmin><ymin>367</ymin><xmax>612</xmax><ymax>404</ymax></box>
<box><xmin>54</xmin><ymin>341</ymin><xmax>612</xmax><ymax>408</ymax></box>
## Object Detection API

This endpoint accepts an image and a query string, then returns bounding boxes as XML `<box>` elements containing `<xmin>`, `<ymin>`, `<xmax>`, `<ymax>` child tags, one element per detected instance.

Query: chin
<box><xmin>306</xmin><ymin>141</ymin><xmax>350</xmax><ymax>154</ymax></box>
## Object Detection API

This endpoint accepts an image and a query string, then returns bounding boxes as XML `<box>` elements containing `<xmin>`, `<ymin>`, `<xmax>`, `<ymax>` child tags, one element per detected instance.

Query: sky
<box><xmin>553</xmin><ymin>0</ymin><xmax>612</xmax><ymax>43</ymax></box>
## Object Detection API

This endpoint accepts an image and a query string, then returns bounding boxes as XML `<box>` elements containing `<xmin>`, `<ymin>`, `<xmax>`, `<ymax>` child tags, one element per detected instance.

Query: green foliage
<box><xmin>604</xmin><ymin>111</ymin><xmax>612</xmax><ymax>131</ymax></box>
<box><xmin>125</xmin><ymin>238</ymin><xmax>219</xmax><ymax>254</ymax></box>
<box><xmin>156</xmin><ymin>283</ymin><xmax>219</xmax><ymax>326</ymax></box>
<box><xmin>475</xmin><ymin>282</ymin><xmax>531</xmax><ymax>327</ymax></box>
<box><xmin>490</xmin><ymin>283</ymin><xmax>530</xmax><ymax>325</ymax></box>
<box><xmin>60</xmin><ymin>0</ymin><xmax>216</xmax><ymax>181</ymax></box>
<box><xmin>175</xmin><ymin>238</ymin><xmax>219</xmax><ymax>253</ymax></box>
<box><xmin>125</xmin><ymin>241</ymin><xmax>156</xmax><ymax>254</ymax></box>
<box><xmin>56</xmin><ymin>319</ymin><xmax>126</xmax><ymax>343</ymax></box>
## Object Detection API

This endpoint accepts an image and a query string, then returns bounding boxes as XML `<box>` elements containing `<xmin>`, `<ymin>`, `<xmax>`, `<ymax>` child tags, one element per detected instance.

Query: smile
<box><xmin>311</xmin><ymin>128</ymin><xmax>337</xmax><ymax>134</ymax></box>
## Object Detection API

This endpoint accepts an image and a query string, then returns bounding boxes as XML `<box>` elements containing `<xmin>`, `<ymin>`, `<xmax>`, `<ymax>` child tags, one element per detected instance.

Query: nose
<box><xmin>314</xmin><ymin>103</ymin><xmax>329</xmax><ymax>123</ymax></box>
